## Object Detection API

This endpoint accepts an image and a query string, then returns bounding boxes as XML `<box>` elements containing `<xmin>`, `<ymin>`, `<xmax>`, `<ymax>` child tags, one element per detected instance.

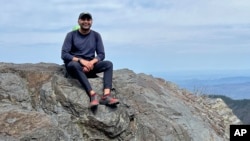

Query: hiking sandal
<box><xmin>100</xmin><ymin>94</ymin><xmax>119</xmax><ymax>105</ymax></box>
<box><xmin>90</xmin><ymin>93</ymin><xmax>99</xmax><ymax>107</ymax></box>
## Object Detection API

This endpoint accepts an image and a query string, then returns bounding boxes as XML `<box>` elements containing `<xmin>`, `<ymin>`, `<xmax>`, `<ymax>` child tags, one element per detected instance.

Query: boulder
<box><xmin>0</xmin><ymin>63</ymin><xmax>241</xmax><ymax>140</ymax></box>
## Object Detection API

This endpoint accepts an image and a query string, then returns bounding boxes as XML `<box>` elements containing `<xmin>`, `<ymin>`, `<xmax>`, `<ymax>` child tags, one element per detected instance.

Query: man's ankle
<box><xmin>89</xmin><ymin>90</ymin><xmax>96</xmax><ymax>96</ymax></box>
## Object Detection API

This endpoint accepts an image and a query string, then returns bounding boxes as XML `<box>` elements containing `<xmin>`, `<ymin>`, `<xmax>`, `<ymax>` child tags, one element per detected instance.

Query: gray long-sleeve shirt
<box><xmin>61</xmin><ymin>30</ymin><xmax>105</xmax><ymax>64</ymax></box>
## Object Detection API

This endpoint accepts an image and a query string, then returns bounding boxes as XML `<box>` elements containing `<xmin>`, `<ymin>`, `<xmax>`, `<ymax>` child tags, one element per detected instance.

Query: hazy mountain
<box><xmin>151</xmin><ymin>71</ymin><xmax>250</xmax><ymax>100</ymax></box>
<box><xmin>176</xmin><ymin>77</ymin><xmax>250</xmax><ymax>99</ymax></box>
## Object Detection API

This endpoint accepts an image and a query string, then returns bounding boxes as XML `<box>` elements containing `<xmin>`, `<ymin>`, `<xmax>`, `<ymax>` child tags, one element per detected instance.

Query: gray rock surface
<box><xmin>0</xmin><ymin>63</ymin><xmax>241</xmax><ymax>141</ymax></box>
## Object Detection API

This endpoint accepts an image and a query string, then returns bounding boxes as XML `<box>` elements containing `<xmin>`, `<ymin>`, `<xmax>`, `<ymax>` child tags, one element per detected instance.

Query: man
<box><xmin>61</xmin><ymin>12</ymin><xmax>119</xmax><ymax>108</ymax></box>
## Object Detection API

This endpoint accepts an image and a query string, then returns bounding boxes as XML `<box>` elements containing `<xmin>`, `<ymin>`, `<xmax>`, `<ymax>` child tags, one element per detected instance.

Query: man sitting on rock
<box><xmin>61</xmin><ymin>12</ymin><xmax>119</xmax><ymax>108</ymax></box>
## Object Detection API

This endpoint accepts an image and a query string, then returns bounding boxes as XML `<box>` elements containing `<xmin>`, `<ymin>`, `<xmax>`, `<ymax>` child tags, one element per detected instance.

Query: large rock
<box><xmin>0</xmin><ymin>62</ymin><xmax>241</xmax><ymax>141</ymax></box>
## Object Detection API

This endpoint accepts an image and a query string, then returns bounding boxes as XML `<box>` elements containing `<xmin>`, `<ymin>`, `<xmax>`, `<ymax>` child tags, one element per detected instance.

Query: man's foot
<box><xmin>90</xmin><ymin>93</ymin><xmax>99</xmax><ymax>107</ymax></box>
<box><xmin>100</xmin><ymin>94</ymin><xmax>119</xmax><ymax>105</ymax></box>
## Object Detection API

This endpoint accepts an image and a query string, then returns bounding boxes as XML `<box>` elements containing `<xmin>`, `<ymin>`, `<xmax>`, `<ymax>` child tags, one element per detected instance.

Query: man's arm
<box><xmin>61</xmin><ymin>32</ymin><xmax>74</xmax><ymax>62</ymax></box>
<box><xmin>95</xmin><ymin>32</ymin><xmax>105</xmax><ymax>61</ymax></box>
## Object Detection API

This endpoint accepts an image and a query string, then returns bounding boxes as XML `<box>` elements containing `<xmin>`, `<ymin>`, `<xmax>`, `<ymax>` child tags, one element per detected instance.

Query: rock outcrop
<box><xmin>0</xmin><ymin>63</ymin><xmax>241</xmax><ymax>141</ymax></box>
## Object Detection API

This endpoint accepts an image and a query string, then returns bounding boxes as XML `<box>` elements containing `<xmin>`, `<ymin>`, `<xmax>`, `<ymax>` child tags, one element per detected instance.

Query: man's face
<box><xmin>78</xmin><ymin>17</ymin><xmax>92</xmax><ymax>30</ymax></box>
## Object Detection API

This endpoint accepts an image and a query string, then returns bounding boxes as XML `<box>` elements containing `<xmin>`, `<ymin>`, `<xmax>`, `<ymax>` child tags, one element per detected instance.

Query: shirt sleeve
<box><xmin>61</xmin><ymin>32</ymin><xmax>74</xmax><ymax>62</ymax></box>
<box><xmin>95</xmin><ymin>32</ymin><xmax>105</xmax><ymax>61</ymax></box>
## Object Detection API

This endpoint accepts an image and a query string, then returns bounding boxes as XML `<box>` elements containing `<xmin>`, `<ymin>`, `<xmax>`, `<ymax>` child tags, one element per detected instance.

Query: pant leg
<box><xmin>91</xmin><ymin>60</ymin><xmax>113</xmax><ymax>89</ymax></box>
<box><xmin>65</xmin><ymin>61</ymin><xmax>92</xmax><ymax>94</ymax></box>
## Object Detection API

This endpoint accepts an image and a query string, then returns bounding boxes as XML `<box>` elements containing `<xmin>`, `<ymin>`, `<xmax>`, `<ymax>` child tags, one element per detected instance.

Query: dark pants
<box><xmin>65</xmin><ymin>60</ymin><xmax>113</xmax><ymax>95</ymax></box>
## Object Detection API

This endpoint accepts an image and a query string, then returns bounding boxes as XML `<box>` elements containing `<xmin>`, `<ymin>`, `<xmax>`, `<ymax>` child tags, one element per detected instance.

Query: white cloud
<box><xmin>0</xmin><ymin>0</ymin><xmax>250</xmax><ymax>72</ymax></box>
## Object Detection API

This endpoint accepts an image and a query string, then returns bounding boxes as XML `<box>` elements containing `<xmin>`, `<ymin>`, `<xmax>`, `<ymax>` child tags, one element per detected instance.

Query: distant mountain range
<box><xmin>175</xmin><ymin>76</ymin><xmax>250</xmax><ymax>100</ymax></box>
<box><xmin>151</xmin><ymin>71</ymin><xmax>250</xmax><ymax>100</ymax></box>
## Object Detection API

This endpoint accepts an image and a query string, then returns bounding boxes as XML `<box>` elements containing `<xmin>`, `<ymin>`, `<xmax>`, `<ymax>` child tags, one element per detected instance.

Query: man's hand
<box><xmin>74</xmin><ymin>57</ymin><xmax>98</xmax><ymax>72</ymax></box>
<box><xmin>90</xmin><ymin>58</ymin><xmax>98</xmax><ymax>66</ymax></box>
<box><xmin>82</xmin><ymin>66</ymin><xmax>90</xmax><ymax>72</ymax></box>
<box><xmin>79</xmin><ymin>59</ymin><xmax>94</xmax><ymax>71</ymax></box>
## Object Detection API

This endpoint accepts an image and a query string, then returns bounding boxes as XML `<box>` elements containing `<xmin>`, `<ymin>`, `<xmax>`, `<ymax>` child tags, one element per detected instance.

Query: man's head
<box><xmin>78</xmin><ymin>12</ymin><xmax>92</xmax><ymax>20</ymax></box>
<box><xmin>78</xmin><ymin>12</ymin><xmax>92</xmax><ymax>33</ymax></box>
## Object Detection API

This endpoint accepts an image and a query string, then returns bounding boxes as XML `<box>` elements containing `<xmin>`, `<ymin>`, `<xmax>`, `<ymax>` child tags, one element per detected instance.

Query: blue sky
<box><xmin>1</xmin><ymin>0</ymin><xmax>250</xmax><ymax>74</ymax></box>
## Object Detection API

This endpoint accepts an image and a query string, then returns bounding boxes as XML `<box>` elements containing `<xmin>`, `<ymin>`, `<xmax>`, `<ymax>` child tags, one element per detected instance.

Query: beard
<box><xmin>80</xmin><ymin>24</ymin><xmax>91</xmax><ymax>31</ymax></box>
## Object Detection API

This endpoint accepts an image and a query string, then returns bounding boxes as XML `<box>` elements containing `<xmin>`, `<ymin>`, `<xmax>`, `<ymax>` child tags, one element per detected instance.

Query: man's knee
<box><xmin>105</xmin><ymin>60</ymin><xmax>113</xmax><ymax>68</ymax></box>
<box><xmin>67</xmin><ymin>61</ymin><xmax>80</xmax><ymax>69</ymax></box>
